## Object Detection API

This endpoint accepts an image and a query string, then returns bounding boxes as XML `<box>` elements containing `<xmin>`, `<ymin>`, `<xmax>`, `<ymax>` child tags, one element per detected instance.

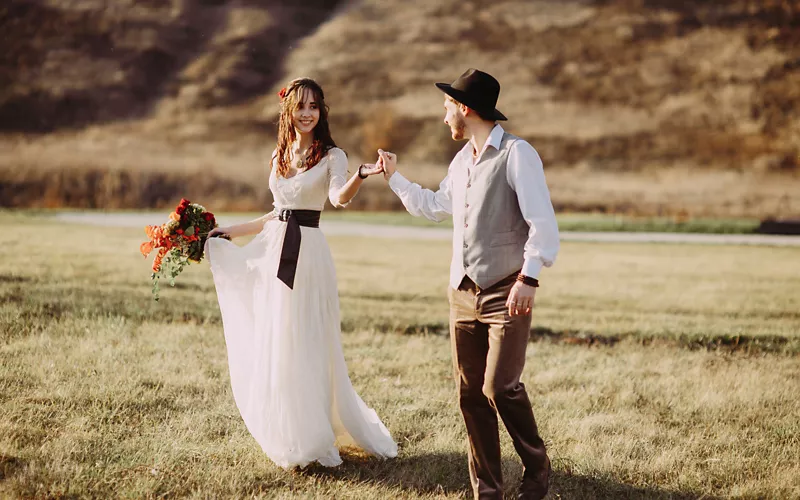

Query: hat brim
<box><xmin>435</xmin><ymin>83</ymin><xmax>508</xmax><ymax>121</ymax></box>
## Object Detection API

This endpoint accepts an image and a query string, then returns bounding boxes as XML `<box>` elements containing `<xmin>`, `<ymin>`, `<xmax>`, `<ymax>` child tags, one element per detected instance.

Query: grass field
<box><xmin>321</xmin><ymin>211</ymin><xmax>764</xmax><ymax>235</ymax></box>
<box><xmin>21</xmin><ymin>208</ymin><xmax>766</xmax><ymax>235</ymax></box>
<box><xmin>1</xmin><ymin>213</ymin><xmax>799</xmax><ymax>499</ymax></box>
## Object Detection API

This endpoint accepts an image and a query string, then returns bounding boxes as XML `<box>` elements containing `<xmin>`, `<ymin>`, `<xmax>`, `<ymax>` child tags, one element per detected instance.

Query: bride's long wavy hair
<box><xmin>274</xmin><ymin>78</ymin><xmax>337</xmax><ymax>178</ymax></box>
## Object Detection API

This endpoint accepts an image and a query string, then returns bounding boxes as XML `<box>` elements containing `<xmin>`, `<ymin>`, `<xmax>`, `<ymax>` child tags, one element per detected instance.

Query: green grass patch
<box><xmin>9</xmin><ymin>208</ymin><xmax>764</xmax><ymax>234</ymax></box>
<box><xmin>324</xmin><ymin>211</ymin><xmax>763</xmax><ymax>234</ymax></box>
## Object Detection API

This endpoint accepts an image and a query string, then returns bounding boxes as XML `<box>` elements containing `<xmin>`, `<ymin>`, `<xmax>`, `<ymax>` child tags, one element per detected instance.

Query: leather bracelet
<box><xmin>516</xmin><ymin>274</ymin><xmax>539</xmax><ymax>287</ymax></box>
<box><xmin>357</xmin><ymin>164</ymin><xmax>368</xmax><ymax>179</ymax></box>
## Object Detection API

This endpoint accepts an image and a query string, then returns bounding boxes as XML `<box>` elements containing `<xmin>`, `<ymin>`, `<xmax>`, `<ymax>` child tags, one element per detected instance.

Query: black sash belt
<box><xmin>276</xmin><ymin>209</ymin><xmax>321</xmax><ymax>289</ymax></box>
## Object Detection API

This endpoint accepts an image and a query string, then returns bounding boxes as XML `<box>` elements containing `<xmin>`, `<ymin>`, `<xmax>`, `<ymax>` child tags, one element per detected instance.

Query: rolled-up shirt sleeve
<box><xmin>327</xmin><ymin>148</ymin><xmax>350</xmax><ymax>208</ymax></box>
<box><xmin>506</xmin><ymin>141</ymin><xmax>560</xmax><ymax>279</ymax></box>
<box><xmin>388</xmin><ymin>167</ymin><xmax>453</xmax><ymax>223</ymax></box>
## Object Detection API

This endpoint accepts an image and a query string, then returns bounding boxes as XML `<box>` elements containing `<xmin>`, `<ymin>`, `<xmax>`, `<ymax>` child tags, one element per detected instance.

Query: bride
<box><xmin>205</xmin><ymin>77</ymin><xmax>397</xmax><ymax>468</ymax></box>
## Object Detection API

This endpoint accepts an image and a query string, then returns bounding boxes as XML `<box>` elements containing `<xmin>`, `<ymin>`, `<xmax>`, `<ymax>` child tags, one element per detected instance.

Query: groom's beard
<box><xmin>450</xmin><ymin>115</ymin><xmax>466</xmax><ymax>141</ymax></box>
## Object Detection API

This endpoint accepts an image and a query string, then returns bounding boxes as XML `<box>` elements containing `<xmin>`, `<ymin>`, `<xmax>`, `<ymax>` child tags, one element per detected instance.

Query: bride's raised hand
<box><xmin>358</xmin><ymin>162</ymin><xmax>384</xmax><ymax>177</ymax></box>
<box><xmin>354</xmin><ymin>152</ymin><xmax>386</xmax><ymax>178</ymax></box>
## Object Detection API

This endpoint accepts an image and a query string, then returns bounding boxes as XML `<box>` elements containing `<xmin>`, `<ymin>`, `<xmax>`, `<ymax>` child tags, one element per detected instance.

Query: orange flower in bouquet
<box><xmin>140</xmin><ymin>198</ymin><xmax>226</xmax><ymax>300</ymax></box>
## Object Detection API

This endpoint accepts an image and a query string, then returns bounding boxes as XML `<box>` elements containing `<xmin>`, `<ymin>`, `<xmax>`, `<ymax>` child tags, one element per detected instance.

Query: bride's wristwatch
<box><xmin>357</xmin><ymin>164</ymin><xmax>368</xmax><ymax>179</ymax></box>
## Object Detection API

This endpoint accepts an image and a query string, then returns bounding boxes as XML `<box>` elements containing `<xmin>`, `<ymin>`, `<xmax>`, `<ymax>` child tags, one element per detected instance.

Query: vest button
<box><xmin>465</xmin><ymin>203</ymin><xmax>469</xmax><ymax>209</ymax></box>
<box><xmin>467</xmin><ymin>183</ymin><xmax>471</xmax><ymax>188</ymax></box>
<box><xmin>463</xmin><ymin>243</ymin><xmax>468</xmax><ymax>249</ymax></box>
<box><xmin>464</xmin><ymin>223</ymin><xmax>468</xmax><ymax>228</ymax></box>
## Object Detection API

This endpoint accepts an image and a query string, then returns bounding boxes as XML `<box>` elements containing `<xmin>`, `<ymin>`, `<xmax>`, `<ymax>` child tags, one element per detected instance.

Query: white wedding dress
<box><xmin>205</xmin><ymin>147</ymin><xmax>398</xmax><ymax>468</ymax></box>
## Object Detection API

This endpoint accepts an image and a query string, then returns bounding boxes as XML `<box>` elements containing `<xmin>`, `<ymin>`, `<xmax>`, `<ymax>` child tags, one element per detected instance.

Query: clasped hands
<box><xmin>358</xmin><ymin>149</ymin><xmax>397</xmax><ymax>179</ymax></box>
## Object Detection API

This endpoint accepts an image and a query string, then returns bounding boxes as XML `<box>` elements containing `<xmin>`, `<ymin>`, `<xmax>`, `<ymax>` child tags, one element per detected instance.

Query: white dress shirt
<box><xmin>388</xmin><ymin>125</ymin><xmax>560</xmax><ymax>289</ymax></box>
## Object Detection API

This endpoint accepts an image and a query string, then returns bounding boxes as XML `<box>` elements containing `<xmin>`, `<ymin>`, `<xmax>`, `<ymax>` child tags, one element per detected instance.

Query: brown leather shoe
<box><xmin>517</xmin><ymin>456</ymin><xmax>551</xmax><ymax>500</ymax></box>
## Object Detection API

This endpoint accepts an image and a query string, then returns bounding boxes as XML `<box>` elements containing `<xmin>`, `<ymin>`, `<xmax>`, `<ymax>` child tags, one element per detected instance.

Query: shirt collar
<box><xmin>471</xmin><ymin>124</ymin><xmax>505</xmax><ymax>160</ymax></box>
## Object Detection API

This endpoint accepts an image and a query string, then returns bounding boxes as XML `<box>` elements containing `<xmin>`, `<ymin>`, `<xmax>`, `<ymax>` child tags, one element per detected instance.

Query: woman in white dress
<box><xmin>205</xmin><ymin>77</ymin><xmax>397</xmax><ymax>468</ymax></box>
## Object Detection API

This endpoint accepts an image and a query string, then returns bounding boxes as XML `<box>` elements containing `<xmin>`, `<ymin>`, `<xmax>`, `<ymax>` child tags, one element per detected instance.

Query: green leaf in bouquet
<box><xmin>151</xmin><ymin>272</ymin><xmax>161</xmax><ymax>301</ymax></box>
<box><xmin>185</xmin><ymin>226</ymin><xmax>195</xmax><ymax>236</ymax></box>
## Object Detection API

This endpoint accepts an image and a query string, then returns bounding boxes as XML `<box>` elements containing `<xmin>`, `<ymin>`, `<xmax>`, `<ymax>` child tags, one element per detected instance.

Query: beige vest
<box><xmin>458</xmin><ymin>132</ymin><xmax>529</xmax><ymax>289</ymax></box>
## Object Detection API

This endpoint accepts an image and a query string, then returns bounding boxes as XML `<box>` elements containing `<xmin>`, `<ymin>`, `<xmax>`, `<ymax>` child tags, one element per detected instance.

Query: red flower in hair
<box><xmin>278</xmin><ymin>87</ymin><xmax>287</xmax><ymax>100</ymax></box>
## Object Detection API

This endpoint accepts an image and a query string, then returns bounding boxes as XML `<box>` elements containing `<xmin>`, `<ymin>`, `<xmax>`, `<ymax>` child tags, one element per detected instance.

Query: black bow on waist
<box><xmin>276</xmin><ymin>209</ymin><xmax>321</xmax><ymax>289</ymax></box>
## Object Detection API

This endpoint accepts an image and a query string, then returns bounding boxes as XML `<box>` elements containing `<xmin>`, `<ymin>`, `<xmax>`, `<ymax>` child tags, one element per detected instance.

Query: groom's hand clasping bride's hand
<box><xmin>507</xmin><ymin>281</ymin><xmax>536</xmax><ymax>316</ymax></box>
<box><xmin>378</xmin><ymin>149</ymin><xmax>397</xmax><ymax>180</ymax></box>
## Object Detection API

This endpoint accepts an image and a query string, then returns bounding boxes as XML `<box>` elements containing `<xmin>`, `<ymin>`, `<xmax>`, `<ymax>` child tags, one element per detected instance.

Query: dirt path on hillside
<box><xmin>52</xmin><ymin>212</ymin><xmax>800</xmax><ymax>247</ymax></box>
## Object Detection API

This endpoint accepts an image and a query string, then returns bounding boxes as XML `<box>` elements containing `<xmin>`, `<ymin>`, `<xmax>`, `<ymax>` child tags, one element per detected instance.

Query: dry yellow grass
<box><xmin>1</xmin><ymin>213</ymin><xmax>799</xmax><ymax>498</ymax></box>
<box><xmin>3</xmin><ymin>136</ymin><xmax>799</xmax><ymax>216</ymax></box>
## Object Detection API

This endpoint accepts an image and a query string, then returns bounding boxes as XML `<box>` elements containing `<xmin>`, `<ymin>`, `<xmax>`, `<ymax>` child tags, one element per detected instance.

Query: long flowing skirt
<box><xmin>206</xmin><ymin>219</ymin><xmax>398</xmax><ymax>468</ymax></box>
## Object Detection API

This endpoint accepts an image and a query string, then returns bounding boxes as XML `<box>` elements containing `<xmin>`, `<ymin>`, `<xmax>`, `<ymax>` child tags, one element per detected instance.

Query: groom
<box><xmin>378</xmin><ymin>69</ymin><xmax>560</xmax><ymax>500</ymax></box>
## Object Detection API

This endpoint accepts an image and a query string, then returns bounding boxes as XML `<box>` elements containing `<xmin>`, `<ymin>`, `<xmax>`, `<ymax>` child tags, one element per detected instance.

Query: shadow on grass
<box><xmin>0</xmin><ymin>273</ymin><xmax>29</xmax><ymax>284</ymax></box>
<box><xmin>297</xmin><ymin>449</ymin><xmax>714</xmax><ymax>499</ymax></box>
<box><xmin>550</xmin><ymin>470</ymin><xmax>721</xmax><ymax>500</ymax></box>
<box><xmin>530</xmin><ymin>326</ymin><xmax>799</xmax><ymax>356</ymax></box>
<box><xmin>342</xmin><ymin>320</ymin><xmax>799</xmax><ymax>356</ymax></box>
<box><xmin>299</xmin><ymin>450</ymin><xmax>470</xmax><ymax>496</ymax></box>
<box><xmin>531</xmin><ymin>326</ymin><xmax>621</xmax><ymax>347</ymax></box>
<box><xmin>0</xmin><ymin>454</ymin><xmax>25</xmax><ymax>481</ymax></box>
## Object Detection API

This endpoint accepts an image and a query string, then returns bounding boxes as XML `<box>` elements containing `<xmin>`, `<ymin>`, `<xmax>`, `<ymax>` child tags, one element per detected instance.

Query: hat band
<box><xmin>446</xmin><ymin>87</ymin><xmax>497</xmax><ymax>115</ymax></box>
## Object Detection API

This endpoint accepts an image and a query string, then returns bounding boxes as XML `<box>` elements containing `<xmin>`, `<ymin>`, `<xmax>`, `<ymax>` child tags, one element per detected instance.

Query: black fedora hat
<box><xmin>435</xmin><ymin>68</ymin><xmax>507</xmax><ymax>121</ymax></box>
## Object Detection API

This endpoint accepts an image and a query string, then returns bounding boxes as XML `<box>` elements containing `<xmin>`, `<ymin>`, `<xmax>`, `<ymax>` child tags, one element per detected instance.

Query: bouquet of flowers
<box><xmin>140</xmin><ymin>198</ymin><xmax>226</xmax><ymax>300</ymax></box>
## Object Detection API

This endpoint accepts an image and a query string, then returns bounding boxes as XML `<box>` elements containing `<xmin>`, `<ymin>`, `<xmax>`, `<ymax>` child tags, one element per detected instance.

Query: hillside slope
<box><xmin>1</xmin><ymin>0</ymin><xmax>344</xmax><ymax>132</ymax></box>
<box><xmin>287</xmin><ymin>0</ymin><xmax>800</xmax><ymax>171</ymax></box>
<box><xmin>1</xmin><ymin>0</ymin><xmax>798</xmax><ymax>215</ymax></box>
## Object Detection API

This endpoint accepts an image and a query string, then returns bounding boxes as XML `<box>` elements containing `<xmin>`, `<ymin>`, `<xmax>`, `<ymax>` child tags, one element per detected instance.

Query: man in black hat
<box><xmin>377</xmin><ymin>68</ymin><xmax>560</xmax><ymax>500</ymax></box>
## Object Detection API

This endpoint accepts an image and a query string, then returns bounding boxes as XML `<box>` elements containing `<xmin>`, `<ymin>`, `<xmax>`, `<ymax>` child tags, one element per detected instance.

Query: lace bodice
<box><xmin>269</xmin><ymin>147</ymin><xmax>350</xmax><ymax>211</ymax></box>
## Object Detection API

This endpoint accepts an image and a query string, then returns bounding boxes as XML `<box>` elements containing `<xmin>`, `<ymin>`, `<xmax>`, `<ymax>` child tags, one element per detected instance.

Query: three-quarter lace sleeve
<box><xmin>326</xmin><ymin>148</ymin><xmax>350</xmax><ymax>208</ymax></box>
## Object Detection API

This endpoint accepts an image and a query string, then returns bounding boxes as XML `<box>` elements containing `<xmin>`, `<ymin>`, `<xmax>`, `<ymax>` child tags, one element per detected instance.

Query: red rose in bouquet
<box><xmin>140</xmin><ymin>199</ymin><xmax>227</xmax><ymax>300</ymax></box>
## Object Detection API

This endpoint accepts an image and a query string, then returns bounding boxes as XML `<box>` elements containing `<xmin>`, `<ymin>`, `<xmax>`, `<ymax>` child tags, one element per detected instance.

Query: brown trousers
<box><xmin>448</xmin><ymin>273</ymin><xmax>549</xmax><ymax>500</ymax></box>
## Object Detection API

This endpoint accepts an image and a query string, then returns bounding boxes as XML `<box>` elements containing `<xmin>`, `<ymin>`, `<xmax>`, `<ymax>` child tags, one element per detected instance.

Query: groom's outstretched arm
<box><xmin>379</xmin><ymin>150</ymin><xmax>453</xmax><ymax>223</ymax></box>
